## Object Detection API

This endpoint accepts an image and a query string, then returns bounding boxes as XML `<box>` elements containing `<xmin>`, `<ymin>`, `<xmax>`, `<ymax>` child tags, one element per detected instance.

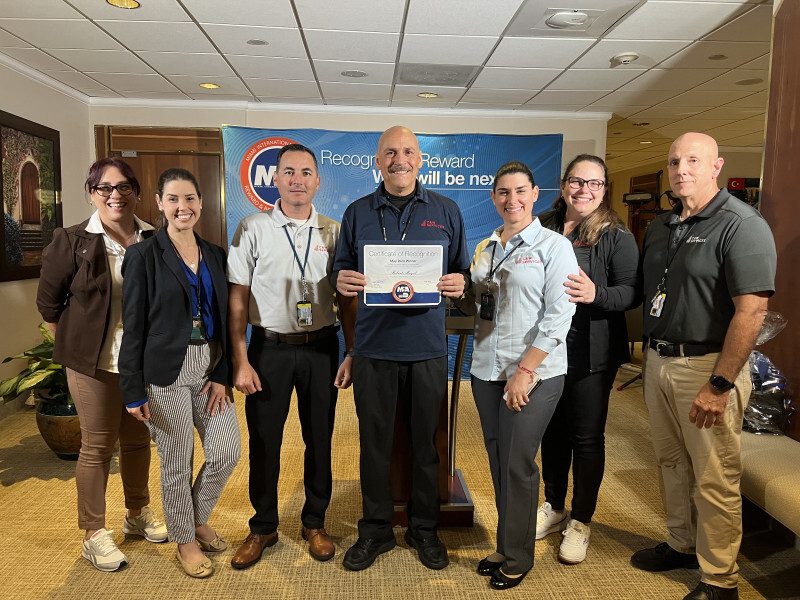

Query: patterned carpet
<box><xmin>0</xmin><ymin>366</ymin><xmax>798</xmax><ymax>600</ymax></box>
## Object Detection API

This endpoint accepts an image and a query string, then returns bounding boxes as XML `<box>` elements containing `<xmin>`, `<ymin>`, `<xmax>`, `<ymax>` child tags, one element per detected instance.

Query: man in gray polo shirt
<box><xmin>631</xmin><ymin>132</ymin><xmax>776</xmax><ymax>600</ymax></box>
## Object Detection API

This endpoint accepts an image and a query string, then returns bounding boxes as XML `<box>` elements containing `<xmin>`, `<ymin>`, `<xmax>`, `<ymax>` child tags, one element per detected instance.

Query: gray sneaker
<box><xmin>82</xmin><ymin>529</ymin><xmax>128</xmax><ymax>572</ymax></box>
<box><xmin>123</xmin><ymin>507</ymin><xmax>168</xmax><ymax>543</ymax></box>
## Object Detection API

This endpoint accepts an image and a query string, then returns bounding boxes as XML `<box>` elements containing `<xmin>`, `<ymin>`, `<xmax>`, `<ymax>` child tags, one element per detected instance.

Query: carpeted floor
<box><xmin>0</xmin><ymin>367</ymin><xmax>798</xmax><ymax>600</ymax></box>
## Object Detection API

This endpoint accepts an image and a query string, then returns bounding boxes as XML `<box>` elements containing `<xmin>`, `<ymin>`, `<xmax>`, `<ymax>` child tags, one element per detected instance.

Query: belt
<box><xmin>188</xmin><ymin>338</ymin><xmax>208</xmax><ymax>346</ymax></box>
<box><xmin>648</xmin><ymin>338</ymin><xmax>722</xmax><ymax>358</ymax></box>
<box><xmin>252</xmin><ymin>325</ymin><xmax>339</xmax><ymax>345</ymax></box>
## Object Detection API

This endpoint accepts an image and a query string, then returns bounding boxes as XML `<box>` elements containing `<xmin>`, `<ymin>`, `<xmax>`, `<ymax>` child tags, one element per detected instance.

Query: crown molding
<box><xmin>0</xmin><ymin>53</ymin><xmax>90</xmax><ymax>104</ymax></box>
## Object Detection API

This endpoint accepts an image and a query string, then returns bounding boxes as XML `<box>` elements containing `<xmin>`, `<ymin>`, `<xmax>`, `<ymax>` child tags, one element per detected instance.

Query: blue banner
<box><xmin>222</xmin><ymin>126</ymin><xmax>564</xmax><ymax>377</ymax></box>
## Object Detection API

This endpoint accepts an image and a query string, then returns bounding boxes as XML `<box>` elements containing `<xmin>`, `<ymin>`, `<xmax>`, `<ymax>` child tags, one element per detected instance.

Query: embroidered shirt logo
<box><xmin>685</xmin><ymin>236</ymin><xmax>707</xmax><ymax>244</ymax></box>
<box><xmin>516</xmin><ymin>256</ymin><xmax>542</xmax><ymax>264</ymax></box>
<box><xmin>314</xmin><ymin>245</ymin><xmax>329</xmax><ymax>253</ymax></box>
<box><xmin>421</xmin><ymin>219</ymin><xmax>444</xmax><ymax>229</ymax></box>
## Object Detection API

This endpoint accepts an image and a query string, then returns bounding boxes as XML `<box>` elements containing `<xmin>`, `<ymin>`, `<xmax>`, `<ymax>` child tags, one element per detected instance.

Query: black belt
<box><xmin>648</xmin><ymin>338</ymin><xmax>722</xmax><ymax>358</ymax></box>
<box><xmin>252</xmin><ymin>325</ymin><xmax>339</xmax><ymax>345</ymax></box>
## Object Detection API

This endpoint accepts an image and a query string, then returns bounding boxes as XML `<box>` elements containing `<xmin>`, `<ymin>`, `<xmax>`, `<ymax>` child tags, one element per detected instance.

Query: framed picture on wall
<box><xmin>0</xmin><ymin>110</ymin><xmax>62</xmax><ymax>282</ymax></box>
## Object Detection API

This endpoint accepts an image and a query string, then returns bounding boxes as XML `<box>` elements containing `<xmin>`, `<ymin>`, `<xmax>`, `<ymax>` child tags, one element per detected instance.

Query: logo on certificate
<box><xmin>239</xmin><ymin>136</ymin><xmax>298</xmax><ymax>211</ymax></box>
<box><xmin>392</xmin><ymin>281</ymin><xmax>414</xmax><ymax>303</ymax></box>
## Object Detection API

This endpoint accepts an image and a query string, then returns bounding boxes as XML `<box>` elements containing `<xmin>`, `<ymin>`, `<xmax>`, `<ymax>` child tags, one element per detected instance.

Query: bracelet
<box><xmin>517</xmin><ymin>364</ymin><xmax>534</xmax><ymax>381</ymax></box>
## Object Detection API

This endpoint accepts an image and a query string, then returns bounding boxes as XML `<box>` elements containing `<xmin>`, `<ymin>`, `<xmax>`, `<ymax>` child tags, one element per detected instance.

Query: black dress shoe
<box><xmin>683</xmin><ymin>582</ymin><xmax>739</xmax><ymax>600</ymax></box>
<box><xmin>342</xmin><ymin>536</ymin><xmax>396</xmax><ymax>571</ymax></box>
<box><xmin>477</xmin><ymin>557</ymin><xmax>504</xmax><ymax>576</ymax></box>
<box><xmin>489</xmin><ymin>569</ymin><xmax>529</xmax><ymax>590</ymax></box>
<box><xmin>631</xmin><ymin>542</ymin><xmax>700</xmax><ymax>571</ymax></box>
<box><xmin>404</xmin><ymin>530</ymin><xmax>449</xmax><ymax>570</ymax></box>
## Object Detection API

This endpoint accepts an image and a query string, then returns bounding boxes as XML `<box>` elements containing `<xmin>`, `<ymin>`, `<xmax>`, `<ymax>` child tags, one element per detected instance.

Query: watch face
<box><xmin>710</xmin><ymin>375</ymin><xmax>734</xmax><ymax>391</ymax></box>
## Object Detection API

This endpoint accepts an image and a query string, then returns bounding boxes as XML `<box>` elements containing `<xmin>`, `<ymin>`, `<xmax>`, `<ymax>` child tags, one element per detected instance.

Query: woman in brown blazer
<box><xmin>37</xmin><ymin>157</ymin><xmax>167</xmax><ymax>572</ymax></box>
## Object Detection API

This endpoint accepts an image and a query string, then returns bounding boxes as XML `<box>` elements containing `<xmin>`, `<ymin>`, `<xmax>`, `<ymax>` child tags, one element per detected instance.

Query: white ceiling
<box><xmin>0</xmin><ymin>0</ymin><xmax>773</xmax><ymax>171</ymax></box>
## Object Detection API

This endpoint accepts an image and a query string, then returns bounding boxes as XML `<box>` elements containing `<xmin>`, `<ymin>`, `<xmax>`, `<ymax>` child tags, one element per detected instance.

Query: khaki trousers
<box><xmin>643</xmin><ymin>347</ymin><xmax>750</xmax><ymax>588</ymax></box>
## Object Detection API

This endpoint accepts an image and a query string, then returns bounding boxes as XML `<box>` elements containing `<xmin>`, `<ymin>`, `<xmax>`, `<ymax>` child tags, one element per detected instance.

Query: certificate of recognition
<box><xmin>363</xmin><ymin>244</ymin><xmax>443</xmax><ymax>307</ymax></box>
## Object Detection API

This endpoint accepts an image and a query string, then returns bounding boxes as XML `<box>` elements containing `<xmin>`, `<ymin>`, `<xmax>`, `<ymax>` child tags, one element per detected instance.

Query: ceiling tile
<box><xmin>461</xmin><ymin>88</ymin><xmax>533</xmax><ymax>104</ymax></box>
<box><xmin>527</xmin><ymin>90</ymin><xmax>608</xmax><ymax>105</ymax></box>
<box><xmin>705</xmin><ymin>5</ymin><xmax>773</xmax><ymax>42</ymax></box>
<box><xmin>722</xmin><ymin>91</ymin><xmax>767</xmax><ymax>109</ymax></box>
<box><xmin>0</xmin><ymin>19</ymin><xmax>121</xmax><ymax>50</ymax></box>
<box><xmin>606</xmin><ymin>2</ymin><xmax>747</xmax><ymax>41</ymax></box>
<box><xmin>659</xmin><ymin>89</ymin><xmax>754</xmax><ymax>107</ymax></box>
<box><xmin>547</xmin><ymin>68</ymin><xmax>646</xmax><ymax>91</ymax></box>
<box><xmin>136</xmin><ymin>51</ymin><xmax>234</xmax><ymax>77</ymax></box>
<box><xmin>86</xmin><ymin>72</ymin><xmax>178</xmax><ymax>93</ymax></box>
<box><xmin>0</xmin><ymin>48</ymin><xmax>69</xmax><ymax>71</ymax></box>
<box><xmin>120</xmin><ymin>91</ymin><xmax>191</xmax><ymax>100</ymax></box>
<box><xmin>697</xmin><ymin>105</ymin><xmax>764</xmax><ymax>119</ymax></box>
<box><xmin>227</xmin><ymin>55</ymin><xmax>315</xmax><ymax>80</ymax></box>
<box><xmin>401</xmin><ymin>34</ymin><xmax>497</xmax><ymax>66</ymax></box>
<box><xmin>405</xmin><ymin>0</ymin><xmax>526</xmax><ymax>36</ymax></box>
<box><xmin>619</xmin><ymin>68</ymin><xmax>728</xmax><ymax>92</ymax></box>
<box><xmin>595</xmin><ymin>89</ymin><xmax>681</xmax><ymax>106</ymax></box>
<box><xmin>570</xmin><ymin>40</ymin><xmax>690</xmax><ymax>69</ymax></box>
<box><xmin>457</xmin><ymin>102</ymin><xmax>526</xmax><ymax>110</ymax></box>
<box><xmin>391</xmin><ymin>99</ymin><xmax>456</xmax><ymax>108</ymax></box>
<box><xmin>40</xmin><ymin>69</ymin><xmax>110</xmax><ymax>91</ymax></box>
<box><xmin>693</xmin><ymin>69</ymin><xmax>768</xmax><ymax>92</ymax></box>
<box><xmin>182</xmin><ymin>0</ymin><xmax>297</xmax><ymax>27</ymax></box>
<box><xmin>738</xmin><ymin>54</ymin><xmax>770</xmax><ymax>71</ymax></box>
<box><xmin>487</xmin><ymin>38</ymin><xmax>594</xmax><ymax>69</ymax></box>
<box><xmin>659</xmin><ymin>40</ymin><xmax>771</xmax><ymax>70</ymax></box>
<box><xmin>47</xmin><ymin>48</ymin><xmax>154</xmax><ymax>74</ymax></box>
<box><xmin>0</xmin><ymin>0</ymin><xmax>82</xmax><ymax>19</ymax></box>
<box><xmin>325</xmin><ymin>98</ymin><xmax>389</xmax><ymax>107</ymax></box>
<box><xmin>629</xmin><ymin>105</ymin><xmax>710</xmax><ymax>118</ymax></box>
<box><xmin>246</xmin><ymin>78</ymin><xmax>321</xmax><ymax>98</ymax></box>
<box><xmin>257</xmin><ymin>97</ymin><xmax>324</xmax><ymax>105</ymax></box>
<box><xmin>304</xmin><ymin>30</ymin><xmax>399</xmax><ymax>63</ymax></box>
<box><xmin>583</xmin><ymin>105</ymin><xmax>648</xmax><ymax>118</ymax></box>
<box><xmin>97</xmin><ymin>20</ymin><xmax>215</xmax><ymax>53</ymax></box>
<box><xmin>168</xmin><ymin>74</ymin><xmax>251</xmax><ymax>95</ymax></box>
<box><xmin>472</xmin><ymin>67</ymin><xmax>561</xmax><ymax>90</ymax></box>
<box><xmin>319</xmin><ymin>82</ymin><xmax>391</xmax><ymax>101</ymax></box>
<box><xmin>716</xmin><ymin>132</ymin><xmax>765</xmax><ymax>146</ymax></box>
<box><xmin>294</xmin><ymin>0</ymin><xmax>404</xmax><ymax>33</ymax></box>
<box><xmin>201</xmin><ymin>25</ymin><xmax>307</xmax><ymax>58</ymax></box>
<box><xmin>0</xmin><ymin>29</ymin><xmax>30</xmax><ymax>47</ymax></box>
<box><xmin>81</xmin><ymin>90</ymin><xmax>122</xmax><ymax>98</ymax></box>
<box><xmin>313</xmin><ymin>60</ymin><xmax>395</xmax><ymax>84</ymax></box>
<box><xmin>518</xmin><ymin>104</ymin><xmax>587</xmax><ymax>112</ymax></box>
<box><xmin>68</xmin><ymin>0</ymin><xmax>191</xmax><ymax>22</ymax></box>
<box><xmin>186</xmin><ymin>92</ymin><xmax>253</xmax><ymax>101</ymax></box>
<box><xmin>392</xmin><ymin>85</ymin><xmax>466</xmax><ymax>102</ymax></box>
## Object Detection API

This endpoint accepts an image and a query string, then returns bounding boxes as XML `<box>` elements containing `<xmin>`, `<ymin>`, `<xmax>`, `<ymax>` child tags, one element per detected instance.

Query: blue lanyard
<box><xmin>283</xmin><ymin>225</ymin><xmax>313</xmax><ymax>297</ymax></box>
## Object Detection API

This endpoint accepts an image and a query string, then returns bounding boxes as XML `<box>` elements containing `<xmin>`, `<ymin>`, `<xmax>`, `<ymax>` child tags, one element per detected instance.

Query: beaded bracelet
<box><xmin>517</xmin><ymin>364</ymin><xmax>535</xmax><ymax>382</ymax></box>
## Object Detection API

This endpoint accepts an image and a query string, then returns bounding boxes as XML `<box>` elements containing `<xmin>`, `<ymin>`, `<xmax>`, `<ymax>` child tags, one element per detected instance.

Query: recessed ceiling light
<box><xmin>632</xmin><ymin>122</ymin><xmax>650</xmax><ymax>127</ymax></box>
<box><xmin>106</xmin><ymin>0</ymin><xmax>140</xmax><ymax>8</ymax></box>
<box><xmin>417</xmin><ymin>92</ymin><xmax>439</xmax><ymax>99</ymax></box>
<box><xmin>341</xmin><ymin>70</ymin><xmax>368</xmax><ymax>78</ymax></box>
<box><xmin>708</xmin><ymin>54</ymin><xmax>728</xmax><ymax>61</ymax></box>
<box><xmin>612</xmin><ymin>131</ymin><xmax>622</xmax><ymax>135</ymax></box>
<box><xmin>639</xmin><ymin>140</ymin><xmax>653</xmax><ymax>145</ymax></box>
<box><xmin>199</xmin><ymin>83</ymin><xmax>220</xmax><ymax>89</ymax></box>
<box><xmin>735</xmin><ymin>78</ymin><xmax>763</xmax><ymax>86</ymax></box>
<box><xmin>246</xmin><ymin>39</ymin><xmax>268</xmax><ymax>46</ymax></box>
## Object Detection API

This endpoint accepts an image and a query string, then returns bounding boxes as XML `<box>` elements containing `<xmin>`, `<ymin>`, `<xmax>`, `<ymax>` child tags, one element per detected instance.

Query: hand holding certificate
<box><xmin>363</xmin><ymin>244</ymin><xmax>443</xmax><ymax>307</ymax></box>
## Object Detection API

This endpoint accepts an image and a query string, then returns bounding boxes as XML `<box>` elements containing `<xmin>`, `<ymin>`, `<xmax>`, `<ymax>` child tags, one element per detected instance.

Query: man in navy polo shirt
<box><xmin>631</xmin><ymin>132</ymin><xmax>776</xmax><ymax>600</ymax></box>
<box><xmin>334</xmin><ymin>126</ymin><xmax>470</xmax><ymax>571</ymax></box>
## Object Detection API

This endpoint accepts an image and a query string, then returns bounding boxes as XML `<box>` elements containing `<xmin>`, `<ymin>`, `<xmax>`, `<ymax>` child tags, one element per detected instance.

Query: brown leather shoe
<box><xmin>302</xmin><ymin>526</ymin><xmax>335</xmax><ymax>561</ymax></box>
<box><xmin>230</xmin><ymin>532</ymin><xmax>278</xmax><ymax>570</ymax></box>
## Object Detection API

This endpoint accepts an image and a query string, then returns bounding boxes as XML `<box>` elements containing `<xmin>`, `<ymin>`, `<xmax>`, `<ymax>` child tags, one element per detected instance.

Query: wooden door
<box><xmin>20</xmin><ymin>162</ymin><xmax>40</xmax><ymax>225</ymax></box>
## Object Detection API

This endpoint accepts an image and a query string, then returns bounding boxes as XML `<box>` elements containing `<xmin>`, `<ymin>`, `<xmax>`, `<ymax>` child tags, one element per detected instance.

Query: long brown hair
<box><xmin>555</xmin><ymin>154</ymin><xmax>623</xmax><ymax>247</ymax></box>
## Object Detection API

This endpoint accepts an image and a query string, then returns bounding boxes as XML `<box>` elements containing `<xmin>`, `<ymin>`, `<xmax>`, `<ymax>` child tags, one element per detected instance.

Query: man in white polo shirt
<box><xmin>227</xmin><ymin>144</ymin><xmax>353</xmax><ymax>569</ymax></box>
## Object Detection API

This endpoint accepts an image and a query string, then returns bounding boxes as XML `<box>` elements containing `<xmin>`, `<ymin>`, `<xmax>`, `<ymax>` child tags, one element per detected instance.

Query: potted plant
<box><xmin>0</xmin><ymin>323</ymin><xmax>80</xmax><ymax>459</ymax></box>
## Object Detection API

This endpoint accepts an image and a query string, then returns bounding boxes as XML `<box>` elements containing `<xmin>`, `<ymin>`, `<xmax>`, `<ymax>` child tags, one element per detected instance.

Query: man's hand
<box><xmin>334</xmin><ymin>356</ymin><xmax>353</xmax><ymax>389</ymax></box>
<box><xmin>438</xmin><ymin>272</ymin><xmax>466</xmax><ymax>298</ymax></box>
<box><xmin>337</xmin><ymin>270</ymin><xmax>366</xmax><ymax>296</ymax></box>
<box><xmin>233</xmin><ymin>361</ymin><xmax>262</xmax><ymax>395</ymax></box>
<box><xmin>689</xmin><ymin>382</ymin><xmax>730</xmax><ymax>428</ymax></box>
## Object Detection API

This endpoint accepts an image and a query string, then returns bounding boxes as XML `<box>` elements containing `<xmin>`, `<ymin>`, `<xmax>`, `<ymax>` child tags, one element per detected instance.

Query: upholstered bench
<box><xmin>740</xmin><ymin>432</ymin><xmax>800</xmax><ymax>537</ymax></box>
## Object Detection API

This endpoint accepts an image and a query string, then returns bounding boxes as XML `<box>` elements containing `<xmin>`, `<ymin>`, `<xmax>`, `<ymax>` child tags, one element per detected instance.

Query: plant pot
<box><xmin>35</xmin><ymin>401</ymin><xmax>81</xmax><ymax>460</ymax></box>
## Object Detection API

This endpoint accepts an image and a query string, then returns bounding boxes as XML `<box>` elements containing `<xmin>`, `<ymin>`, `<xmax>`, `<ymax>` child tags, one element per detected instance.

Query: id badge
<box><xmin>297</xmin><ymin>301</ymin><xmax>313</xmax><ymax>327</ymax></box>
<box><xmin>479</xmin><ymin>292</ymin><xmax>495</xmax><ymax>321</ymax></box>
<box><xmin>649</xmin><ymin>291</ymin><xmax>666</xmax><ymax>317</ymax></box>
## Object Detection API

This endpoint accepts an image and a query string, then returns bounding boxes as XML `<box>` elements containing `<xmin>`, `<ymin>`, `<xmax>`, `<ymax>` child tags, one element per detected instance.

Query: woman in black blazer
<box><xmin>120</xmin><ymin>168</ymin><xmax>240</xmax><ymax>579</ymax></box>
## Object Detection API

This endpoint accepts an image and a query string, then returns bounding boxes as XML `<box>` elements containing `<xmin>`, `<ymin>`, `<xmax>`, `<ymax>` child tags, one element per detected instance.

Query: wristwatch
<box><xmin>709</xmin><ymin>374</ymin><xmax>735</xmax><ymax>392</ymax></box>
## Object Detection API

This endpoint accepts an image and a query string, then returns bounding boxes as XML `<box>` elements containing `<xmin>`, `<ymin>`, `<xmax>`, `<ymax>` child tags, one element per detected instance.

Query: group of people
<box><xmin>36</xmin><ymin>126</ymin><xmax>776</xmax><ymax>600</ymax></box>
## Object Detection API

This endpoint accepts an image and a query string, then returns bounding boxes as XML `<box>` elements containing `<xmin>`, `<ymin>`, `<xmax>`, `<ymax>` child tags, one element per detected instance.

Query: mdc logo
<box><xmin>239</xmin><ymin>136</ymin><xmax>298</xmax><ymax>211</ymax></box>
<box><xmin>392</xmin><ymin>281</ymin><xmax>414</xmax><ymax>303</ymax></box>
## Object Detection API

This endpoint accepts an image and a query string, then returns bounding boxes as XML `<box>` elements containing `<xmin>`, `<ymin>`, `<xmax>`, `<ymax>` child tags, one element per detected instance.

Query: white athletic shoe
<box><xmin>558</xmin><ymin>519</ymin><xmax>591</xmax><ymax>564</ymax></box>
<box><xmin>82</xmin><ymin>529</ymin><xmax>128</xmax><ymax>572</ymax></box>
<box><xmin>536</xmin><ymin>502</ymin><xmax>569</xmax><ymax>540</ymax></box>
<box><xmin>122</xmin><ymin>507</ymin><xmax>168</xmax><ymax>543</ymax></box>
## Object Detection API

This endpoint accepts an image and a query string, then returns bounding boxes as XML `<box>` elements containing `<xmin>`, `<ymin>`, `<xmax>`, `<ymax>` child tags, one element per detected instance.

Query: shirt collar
<box><xmin>272</xmin><ymin>198</ymin><xmax>321</xmax><ymax>229</ymax></box>
<box><xmin>372</xmin><ymin>181</ymin><xmax>427</xmax><ymax>210</ymax></box>
<box><xmin>667</xmin><ymin>188</ymin><xmax>730</xmax><ymax>226</ymax></box>
<box><xmin>84</xmin><ymin>211</ymin><xmax>155</xmax><ymax>234</ymax></box>
<box><xmin>489</xmin><ymin>217</ymin><xmax>542</xmax><ymax>246</ymax></box>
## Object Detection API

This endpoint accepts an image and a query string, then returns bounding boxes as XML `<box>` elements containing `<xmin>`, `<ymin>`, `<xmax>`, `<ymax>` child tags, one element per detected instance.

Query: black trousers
<box><xmin>540</xmin><ymin>369</ymin><xmax>616</xmax><ymax>524</ymax></box>
<box><xmin>352</xmin><ymin>355</ymin><xmax>446</xmax><ymax>540</ymax></box>
<box><xmin>245</xmin><ymin>333</ymin><xmax>338</xmax><ymax>534</ymax></box>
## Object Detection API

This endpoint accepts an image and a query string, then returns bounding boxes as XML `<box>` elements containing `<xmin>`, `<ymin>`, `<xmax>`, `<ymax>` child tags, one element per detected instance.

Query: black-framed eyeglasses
<box><xmin>567</xmin><ymin>177</ymin><xmax>605</xmax><ymax>192</ymax></box>
<box><xmin>92</xmin><ymin>183</ymin><xmax>134</xmax><ymax>197</ymax></box>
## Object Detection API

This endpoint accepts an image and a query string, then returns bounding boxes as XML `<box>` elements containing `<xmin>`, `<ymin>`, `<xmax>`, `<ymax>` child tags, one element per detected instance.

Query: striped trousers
<box><xmin>145</xmin><ymin>342</ymin><xmax>241</xmax><ymax>544</ymax></box>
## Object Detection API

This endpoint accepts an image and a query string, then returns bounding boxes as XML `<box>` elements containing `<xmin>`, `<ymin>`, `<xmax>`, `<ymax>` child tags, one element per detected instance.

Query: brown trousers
<box><xmin>67</xmin><ymin>368</ymin><xmax>151</xmax><ymax>530</ymax></box>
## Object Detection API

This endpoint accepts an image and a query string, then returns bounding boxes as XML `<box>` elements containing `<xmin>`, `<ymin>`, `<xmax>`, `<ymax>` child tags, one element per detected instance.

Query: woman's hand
<box><xmin>202</xmin><ymin>381</ymin><xmax>232</xmax><ymax>416</ymax></box>
<box><xmin>564</xmin><ymin>267</ymin><xmax>596</xmax><ymax>304</ymax></box>
<box><xmin>504</xmin><ymin>371</ymin><xmax>533</xmax><ymax>412</ymax></box>
<box><xmin>126</xmin><ymin>402</ymin><xmax>150</xmax><ymax>422</ymax></box>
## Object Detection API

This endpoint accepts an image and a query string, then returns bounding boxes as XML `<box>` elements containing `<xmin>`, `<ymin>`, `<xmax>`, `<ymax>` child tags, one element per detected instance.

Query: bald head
<box><xmin>376</xmin><ymin>126</ymin><xmax>423</xmax><ymax>196</ymax></box>
<box><xmin>667</xmin><ymin>131</ymin><xmax>724</xmax><ymax>209</ymax></box>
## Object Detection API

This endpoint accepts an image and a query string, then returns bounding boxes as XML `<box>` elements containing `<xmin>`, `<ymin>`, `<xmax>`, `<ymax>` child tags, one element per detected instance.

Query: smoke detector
<box><xmin>546</xmin><ymin>11</ymin><xmax>589</xmax><ymax>29</ymax></box>
<box><xmin>611</xmin><ymin>52</ymin><xmax>640</xmax><ymax>66</ymax></box>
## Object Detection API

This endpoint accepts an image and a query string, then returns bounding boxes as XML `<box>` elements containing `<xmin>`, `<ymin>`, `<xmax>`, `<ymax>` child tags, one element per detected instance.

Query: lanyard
<box><xmin>487</xmin><ymin>240</ymin><xmax>524</xmax><ymax>283</ymax></box>
<box><xmin>378</xmin><ymin>199</ymin><xmax>419</xmax><ymax>241</ymax></box>
<box><xmin>656</xmin><ymin>220</ymin><xmax>696</xmax><ymax>293</ymax></box>
<box><xmin>283</xmin><ymin>225</ymin><xmax>313</xmax><ymax>299</ymax></box>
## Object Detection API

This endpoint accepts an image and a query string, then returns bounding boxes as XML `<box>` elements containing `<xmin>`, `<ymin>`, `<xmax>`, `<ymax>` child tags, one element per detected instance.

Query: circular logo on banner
<box><xmin>392</xmin><ymin>281</ymin><xmax>414</xmax><ymax>303</ymax></box>
<box><xmin>239</xmin><ymin>137</ymin><xmax>298</xmax><ymax>210</ymax></box>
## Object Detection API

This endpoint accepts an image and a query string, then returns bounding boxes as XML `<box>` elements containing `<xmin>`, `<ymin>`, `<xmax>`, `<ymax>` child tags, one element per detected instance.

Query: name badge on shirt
<box><xmin>297</xmin><ymin>301</ymin><xmax>313</xmax><ymax>327</ymax></box>
<box><xmin>479</xmin><ymin>292</ymin><xmax>496</xmax><ymax>321</ymax></box>
<box><xmin>649</xmin><ymin>291</ymin><xmax>666</xmax><ymax>318</ymax></box>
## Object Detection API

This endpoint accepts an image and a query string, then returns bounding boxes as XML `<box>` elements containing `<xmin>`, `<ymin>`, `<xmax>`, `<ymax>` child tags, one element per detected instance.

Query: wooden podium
<box><xmin>389</xmin><ymin>312</ymin><xmax>475</xmax><ymax>527</ymax></box>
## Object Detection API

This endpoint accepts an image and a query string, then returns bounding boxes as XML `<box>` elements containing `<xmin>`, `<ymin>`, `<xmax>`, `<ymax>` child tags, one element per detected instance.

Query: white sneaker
<box><xmin>558</xmin><ymin>519</ymin><xmax>591</xmax><ymax>564</ymax></box>
<box><xmin>123</xmin><ymin>507</ymin><xmax>168</xmax><ymax>543</ymax></box>
<box><xmin>82</xmin><ymin>529</ymin><xmax>128</xmax><ymax>572</ymax></box>
<box><xmin>536</xmin><ymin>502</ymin><xmax>569</xmax><ymax>540</ymax></box>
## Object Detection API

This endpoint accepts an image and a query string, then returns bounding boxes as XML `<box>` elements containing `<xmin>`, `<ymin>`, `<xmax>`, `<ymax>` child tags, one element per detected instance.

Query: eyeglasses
<box><xmin>92</xmin><ymin>183</ymin><xmax>134</xmax><ymax>197</ymax></box>
<box><xmin>567</xmin><ymin>177</ymin><xmax>605</xmax><ymax>192</ymax></box>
